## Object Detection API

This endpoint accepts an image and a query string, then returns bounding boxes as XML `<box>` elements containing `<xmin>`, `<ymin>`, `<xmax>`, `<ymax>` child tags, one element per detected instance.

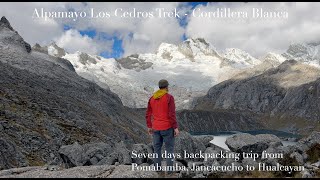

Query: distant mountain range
<box><xmin>28</xmin><ymin>22</ymin><xmax>320</xmax><ymax>135</ymax></box>
<box><xmin>33</xmin><ymin>34</ymin><xmax>320</xmax><ymax>110</ymax></box>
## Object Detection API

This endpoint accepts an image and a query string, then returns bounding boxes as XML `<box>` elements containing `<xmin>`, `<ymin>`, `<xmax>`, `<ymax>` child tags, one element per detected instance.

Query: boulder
<box><xmin>311</xmin><ymin>161</ymin><xmax>320</xmax><ymax>168</ymax></box>
<box><xmin>89</xmin><ymin>157</ymin><xmax>98</xmax><ymax>165</ymax></box>
<box><xmin>301</xmin><ymin>169</ymin><xmax>313</xmax><ymax>178</ymax></box>
<box><xmin>58</xmin><ymin>142</ymin><xmax>113</xmax><ymax>167</ymax></box>
<box><xmin>298</xmin><ymin>131</ymin><xmax>320</xmax><ymax>146</ymax></box>
<box><xmin>96</xmin><ymin>153</ymin><xmax>117</xmax><ymax>166</ymax></box>
<box><xmin>82</xmin><ymin>142</ymin><xmax>113</xmax><ymax>164</ymax></box>
<box><xmin>114</xmin><ymin>141</ymin><xmax>132</xmax><ymax>165</ymax></box>
<box><xmin>296</xmin><ymin>131</ymin><xmax>320</xmax><ymax>152</ymax></box>
<box><xmin>192</xmin><ymin>135</ymin><xmax>214</xmax><ymax>148</ymax></box>
<box><xmin>241</xmin><ymin>158</ymin><xmax>259</xmax><ymax>169</ymax></box>
<box><xmin>131</xmin><ymin>144</ymin><xmax>153</xmax><ymax>165</ymax></box>
<box><xmin>174</xmin><ymin>131</ymin><xmax>206</xmax><ymax>162</ymax></box>
<box><xmin>58</xmin><ymin>142</ymin><xmax>86</xmax><ymax>167</ymax></box>
<box><xmin>203</xmin><ymin>147</ymin><xmax>224</xmax><ymax>166</ymax></box>
<box><xmin>290</xmin><ymin>152</ymin><xmax>304</xmax><ymax>165</ymax></box>
<box><xmin>263</xmin><ymin>158</ymin><xmax>278</xmax><ymax>166</ymax></box>
<box><xmin>225</xmin><ymin>133</ymin><xmax>282</xmax><ymax>154</ymax></box>
<box><xmin>276</xmin><ymin>145</ymin><xmax>297</xmax><ymax>155</ymax></box>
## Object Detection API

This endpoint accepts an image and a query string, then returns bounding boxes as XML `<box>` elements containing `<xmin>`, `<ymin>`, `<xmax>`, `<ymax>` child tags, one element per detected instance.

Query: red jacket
<box><xmin>146</xmin><ymin>93</ymin><xmax>178</xmax><ymax>130</ymax></box>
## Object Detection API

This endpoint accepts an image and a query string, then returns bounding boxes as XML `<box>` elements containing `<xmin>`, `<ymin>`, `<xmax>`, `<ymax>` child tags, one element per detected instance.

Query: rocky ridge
<box><xmin>0</xmin><ymin>16</ymin><xmax>149</xmax><ymax>170</ymax></box>
<box><xmin>192</xmin><ymin>60</ymin><xmax>320</xmax><ymax>135</ymax></box>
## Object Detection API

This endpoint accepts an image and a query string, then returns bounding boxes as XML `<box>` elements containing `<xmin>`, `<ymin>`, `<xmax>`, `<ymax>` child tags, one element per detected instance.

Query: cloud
<box><xmin>1</xmin><ymin>2</ymin><xmax>320</xmax><ymax>58</ymax></box>
<box><xmin>0</xmin><ymin>2</ymin><xmax>65</xmax><ymax>45</ymax></box>
<box><xmin>185</xmin><ymin>2</ymin><xmax>320</xmax><ymax>57</ymax></box>
<box><xmin>121</xmin><ymin>10</ymin><xmax>185</xmax><ymax>55</ymax></box>
<box><xmin>55</xmin><ymin>29</ymin><xmax>113</xmax><ymax>55</ymax></box>
<box><xmin>0</xmin><ymin>2</ymin><xmax>185</xmax><ymax>57</ymax></box>
<box><xmin>67</xmin><ymin>2</ymin><xmax>185</xmax><ymax>56</ymax></box>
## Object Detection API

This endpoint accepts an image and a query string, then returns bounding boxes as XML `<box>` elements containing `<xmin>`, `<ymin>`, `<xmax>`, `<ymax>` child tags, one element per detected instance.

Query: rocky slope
<box><xmin>192</xmin><ymin>60</ymin><xmax>320</xmax><ymax>135</ymax></box>
<box><xmin>177</xmin><ymin>109</ymin><xmax>264</xmax><ymax>133</ymax></box>
<box><xmin>0</xmin><ymin>16</ymin><xmax>149</xmax><ymax>170</ymax></box>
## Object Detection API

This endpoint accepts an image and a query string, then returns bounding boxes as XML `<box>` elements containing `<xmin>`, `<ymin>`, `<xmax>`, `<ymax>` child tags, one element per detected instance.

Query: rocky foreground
<box><xmin>0</xmin><ymin>131</ymin><xmax>319</xmax><ymax>178</ymax></box>
<box><xmin>0</xmin><ymin>165</ymin><xmax>159</xmax><ymax>178</ymax></box>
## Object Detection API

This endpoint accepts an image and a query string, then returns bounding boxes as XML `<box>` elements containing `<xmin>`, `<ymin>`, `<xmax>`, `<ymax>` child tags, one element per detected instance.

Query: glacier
<box><xmin>34</xmin><ymin>38</ymin><xmax>319</xmax><ymax>110</ymax></box>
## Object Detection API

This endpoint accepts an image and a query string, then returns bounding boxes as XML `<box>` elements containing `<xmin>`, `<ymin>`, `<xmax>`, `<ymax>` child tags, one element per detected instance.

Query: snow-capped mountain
<box><xmin>222</xmin><ymin>48</ymin><xmax>261</xmax><ymax>68</ymax></box>
<box><xmin>282</xmin><ymin>43</ymin><xmax>320</xmax><ymax>68</ymax></box>
<box><xmin>48</xmin><ymin>38</ymin><xmax>270</xmax><ymax>109</ymax></box>
<box><xmin>33</xmin><ymin>42</ymin><xmax>66</xmax><ymax>58</ymax></box>
<box><xmin>262</xmin><ymin>52</ymin><xmax>286</xmax><ymax>65</ymax></box>
<box><xmin>32</xmin><ymin>38</ymin><xmax>303</xmax><ymax>110</ymax></box>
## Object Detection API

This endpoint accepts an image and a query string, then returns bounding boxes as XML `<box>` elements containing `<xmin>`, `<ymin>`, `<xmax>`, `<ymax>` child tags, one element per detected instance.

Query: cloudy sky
<box><xmin>1</xmin><ymin>2</ymin><xmax>320</xmax><ymax>58</ymax></box>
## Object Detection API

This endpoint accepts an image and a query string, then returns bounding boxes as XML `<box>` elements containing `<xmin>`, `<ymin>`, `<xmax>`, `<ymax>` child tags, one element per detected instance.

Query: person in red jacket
<box><xmin>145</xmin><ymin>79</ymin><xmax>179</xmax><ymax>176</ymax></box>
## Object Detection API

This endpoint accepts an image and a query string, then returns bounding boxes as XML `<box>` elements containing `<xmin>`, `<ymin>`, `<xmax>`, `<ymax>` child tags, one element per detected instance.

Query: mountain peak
<box><xmin>49</xmin><ymin>41</ymin><xmax>58</xmax><ymax>47</ymax></box>
<box><xmin>186</xmin><ymin>38</ymin><xmax>210</xmax><ymax>46</ymax></box>
<box><xmin>282</xmin><ymin>43</ymin><xmax>320</xmax><ymax>67</ymax></box>
<box><xmin>0</xmin><ymin>16</ymin><xmax>31</xmax><ymax>53</ymax></box>
<box><xmin>0</xmin><ymin>16</ymin><xmax>14</xmax><ymax>31</ymax></box>
<box><xmin>223</xmin><ymin>48</ymin><xmax>260</xmax><ymax>68</ymax></box>
<box><xmin>32</xmin><ymin>43</ymin><xmax>48</xmax><ymax>54</ymax></box>
<box><xmin>47</xmin><ymin>42</ymin><xmax>66</xmax><ymax>57</ymax></box>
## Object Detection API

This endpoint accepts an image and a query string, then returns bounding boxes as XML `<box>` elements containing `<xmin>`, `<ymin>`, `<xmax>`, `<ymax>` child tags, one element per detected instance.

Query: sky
<box><xmin>1</xmin><ymin>2</ymin><xmax>320</xmax><ymax>59</ymax></box>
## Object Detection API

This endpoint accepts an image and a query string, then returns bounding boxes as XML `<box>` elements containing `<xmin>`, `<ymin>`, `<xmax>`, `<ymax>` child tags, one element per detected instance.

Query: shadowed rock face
<box><xmin>32</xmin><ymin>44</ymin><xmax>75</xmax><ymax>72</ymax></box>
<box><xmin>192</xmin><ymin>60</ymin><xmax>320</xmax><ymax>135</ymax></box>
<box><xmin>225</xmin><ymin>133</ymin><xmax>282</xmax><ymax>154</ymax></box>
<box><xmin>177</xmin><ymin>110</ymin><xmax>264</xmax><ymax>133</ymax></box>
<box><xmin>116</xmin><ymin>54</ymin><xmax>153</xmax><ymax>72</ymax></box>
<box><xmin>177</xmin><ymin>38</ymin><xmax>222</xmax><ymax>62</ymax></box>
<box><xmin>0</xmin><ymin>16</ymin><xmax>149</xmax><ymax>170</ymax></box>
<box><xmin>32</xmin><ymin>42</ymin><xmax>66</xmax><ymax>58</ymax></box>
<box><xmin>32</xmin><ymin>43</ymin><xmax>48</xmax><ymax>54</ymax></box>
<box><xmin>78</xmin><ymin>52</ymin><xmax>97</xmax><ymax>65</ymax></box>
<box><xmin>0</xmin><ymin>16</ymin><xmax>14</xmax><ymax>31</ymax></box>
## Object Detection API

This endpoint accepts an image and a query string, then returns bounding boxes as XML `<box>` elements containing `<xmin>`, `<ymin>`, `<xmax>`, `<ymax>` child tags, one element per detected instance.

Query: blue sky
<box><xmin>62</xmin><ymin>2</ymin><xmax>207</xmax><ymax>59</ymax></box>
<box><xmin>2</xmin><ymin>2</ymin><xmax>314</xmax><ymax>59</ymax></box>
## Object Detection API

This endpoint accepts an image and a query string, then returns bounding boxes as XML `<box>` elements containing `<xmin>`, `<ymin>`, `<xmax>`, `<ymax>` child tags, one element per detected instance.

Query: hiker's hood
<box><xmin>153</xmin><ymin>89</ymin><xmax>168</xmax><ymax>99</ymax></box>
